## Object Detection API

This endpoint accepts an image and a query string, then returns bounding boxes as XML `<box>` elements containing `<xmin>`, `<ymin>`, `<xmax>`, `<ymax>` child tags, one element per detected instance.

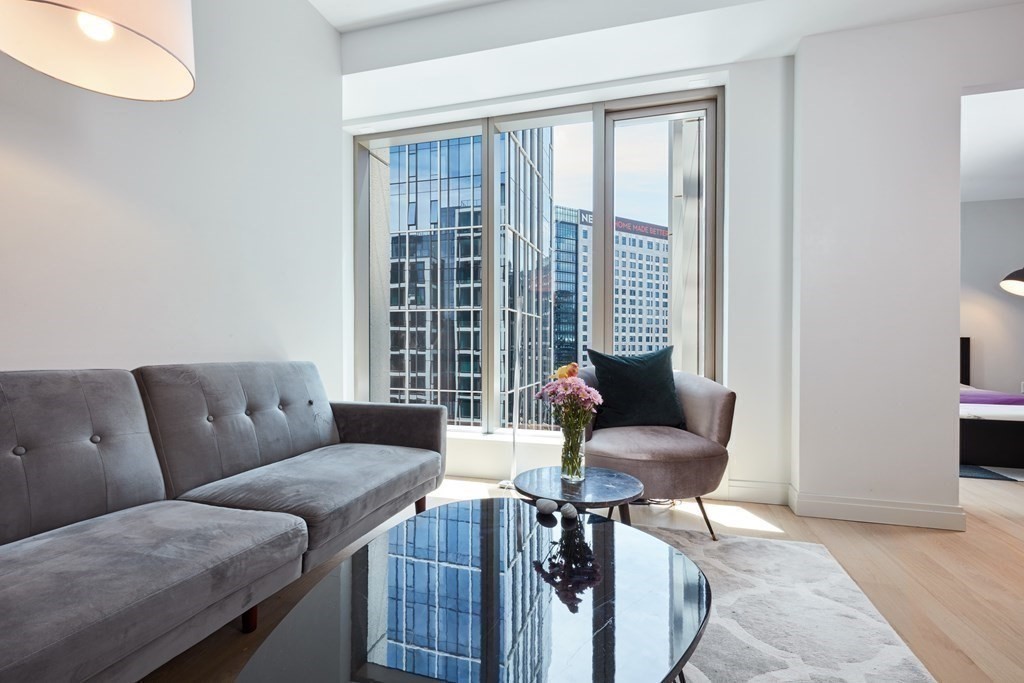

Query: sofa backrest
<box><xmin>134</xmin><ymin>362</ymin><xmax>339</xmax><ymax>497</ymax></box>
<box><xmin>0</xmin><ymin>370</ymin><xmax>166</xmax><ymax>545</ymax></box>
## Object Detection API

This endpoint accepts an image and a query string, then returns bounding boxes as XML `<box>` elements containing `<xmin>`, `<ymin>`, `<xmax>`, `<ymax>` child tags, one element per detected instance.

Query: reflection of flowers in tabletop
<box><xmin>533</xmin><ymin>522</ymin><xmax>603</xmax><ymax>613</ymax></box>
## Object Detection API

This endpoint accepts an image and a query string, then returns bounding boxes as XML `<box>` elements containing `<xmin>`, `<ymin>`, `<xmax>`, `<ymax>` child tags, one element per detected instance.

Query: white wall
<box><xmin>961</xmin><ymin>198</ymin><xmax>1024</xmax><ymax>393</ymax></box>
<box><xmin>0</xmin><ymin>0</ymin><xmax>348</xmax><ymax>395</ymax></box>
<box><xmin>791</xmin><ymin>4</ymin><xmax>1024</xmax><ymax>530</ymax></box>
<box><xmin>719</xmin><ymin>57</ymin><xmax>794</xmax><ymax>504</ymax></box>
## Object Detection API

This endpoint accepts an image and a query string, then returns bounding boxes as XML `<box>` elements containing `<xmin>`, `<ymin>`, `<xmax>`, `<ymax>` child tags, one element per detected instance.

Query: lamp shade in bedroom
<box><xmin>999</xmin><ymin>268</ymin><xmax>1024</xmax><ymax>296</ymax></box>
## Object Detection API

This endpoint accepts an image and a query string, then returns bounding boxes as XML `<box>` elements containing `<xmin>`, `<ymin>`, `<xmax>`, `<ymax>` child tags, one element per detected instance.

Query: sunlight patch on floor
<box><xmin>433</xmin><ymin>476</ymin><xmax>519</xmax><ymax>503</ymax></box>
<box><xmin>671</xmin><ymin>500</ymin><xmax>784</xmax><ymax>533</ymax></box>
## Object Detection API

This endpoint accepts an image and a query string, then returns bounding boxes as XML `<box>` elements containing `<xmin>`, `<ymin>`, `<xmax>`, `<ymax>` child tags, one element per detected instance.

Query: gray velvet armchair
<box><xmin>580</xmin><ymin>367</ymin><xmax>736</xmax><ymax>539</ymax></box>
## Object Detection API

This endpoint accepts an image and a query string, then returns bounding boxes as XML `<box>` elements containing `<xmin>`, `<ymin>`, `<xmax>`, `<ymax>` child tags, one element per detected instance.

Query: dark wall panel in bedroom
<box><xmin>960</xmin><ymin>337</ymin><xmax>971</xmax><ymax>386</ymax></box>
<box><xmin>961</xmin><ymin>419</ymin><xmax>1024</xmax><ymax>467</ymax></box>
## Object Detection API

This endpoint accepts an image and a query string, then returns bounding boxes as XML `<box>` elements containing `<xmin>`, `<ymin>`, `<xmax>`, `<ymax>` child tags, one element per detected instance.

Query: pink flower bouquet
<box><xmin>537</xmin><ymin>363</ymin><xmax>602</xmax><ymax>481</ymax></box>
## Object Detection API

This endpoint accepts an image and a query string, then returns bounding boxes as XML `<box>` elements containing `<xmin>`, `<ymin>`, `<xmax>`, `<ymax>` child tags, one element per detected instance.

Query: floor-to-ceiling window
<box><xmin>359</xmin><ymin>94</ymin><xmax>719</xmax><ymax>433</ymax></box>
<box><xmin>610</xmin><ymin>103</ymin><xmax>713</xmax><ymax>373</ymax></box>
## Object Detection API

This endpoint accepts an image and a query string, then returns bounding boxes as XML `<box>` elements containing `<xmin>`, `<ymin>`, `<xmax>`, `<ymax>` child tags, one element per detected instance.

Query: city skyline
<box><xmin>376</xmin><ymin>122</ymin><xmax>680</xmax><ymax>427</ymax></box>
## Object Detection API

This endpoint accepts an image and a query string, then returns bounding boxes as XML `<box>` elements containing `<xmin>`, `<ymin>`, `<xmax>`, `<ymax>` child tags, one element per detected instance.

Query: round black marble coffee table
<box><xmin>514</xmin><ymin>466</ymin><xmax>644</xmax><ymax>525</ymax></box>
<box><xmin>238</xmin><ymin>498</ymin><xmax>710</xmax><ymax>683</ymax></box>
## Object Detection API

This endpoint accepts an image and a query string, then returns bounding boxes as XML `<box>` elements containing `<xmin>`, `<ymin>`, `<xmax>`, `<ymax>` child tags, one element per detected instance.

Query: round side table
<box><xmin>513</xmin><ymin>466</ymin><xmax>644</xmax><ymax>525</ymax></box>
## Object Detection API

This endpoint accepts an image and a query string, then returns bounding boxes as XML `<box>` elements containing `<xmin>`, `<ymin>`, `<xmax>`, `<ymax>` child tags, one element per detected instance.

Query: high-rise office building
<box><xmin>498</xmin><ymin>128</ymin><xmax>555</xmax><ymax>429</ymax></box>
<box><xmin>553</xmin><ymin>205</ymin><xmax>581</xmax><ymax>367</ymax></box>
<box><xmin>611</xmin><ymin>216</ymin><xmax>671</xmax><ymax>355</ymax></box>
<box><xmin>384</xmin><ymin>136</ymin><xmax>484</xmax><ymax>426</ymax></box>
<box><xmin>552</xmin><ymin>207</ymin><xmax>670</xmax><ymax>365</ymax></box>
<box><xmin>384</xmin><ymin>130</ymin><xmax>555</xmax><ymax>428</ymax></box>
<box><xmin>552</xmin><ymin>206</ymin><xmax>593</xmax><ymax>366</ymax></box>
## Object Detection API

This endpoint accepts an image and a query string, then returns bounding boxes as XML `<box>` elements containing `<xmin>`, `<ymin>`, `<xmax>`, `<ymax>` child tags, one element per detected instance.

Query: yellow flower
<box><xmin>553</xmin><ymin>362</ymin><xmax>579</xmax><ymax>379</ymax></box>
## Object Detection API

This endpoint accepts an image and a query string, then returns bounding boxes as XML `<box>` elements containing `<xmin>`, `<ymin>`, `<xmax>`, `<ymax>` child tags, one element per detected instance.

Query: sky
<box><xmin>552</xmin><ymin>120</ymin><xmax>671</xmax><ymax>226</ymax></box>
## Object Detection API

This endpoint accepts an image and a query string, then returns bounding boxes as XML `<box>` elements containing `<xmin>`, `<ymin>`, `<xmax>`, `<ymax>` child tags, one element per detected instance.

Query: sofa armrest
<box><xmin>330</xmin><ymin>402</ymin><xmax>447</xmax><ymax>474</ymax></box>
<box><xmin>674</xmin><ymin>372</ymin><xmax>737</xmax><ymax>448</ymax></box>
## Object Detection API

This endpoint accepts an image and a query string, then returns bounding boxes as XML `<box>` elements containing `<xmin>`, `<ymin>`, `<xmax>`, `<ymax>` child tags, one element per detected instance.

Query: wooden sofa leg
<box><xmin>695</xmin><ymin>497</ymin><xmax>718</xmax><ymax>541</ymax></box>
<box><xmin>241</xmin><ymin>605</ymin><xmax>258</xmax><ymax>633</ymax></box>
<box><xmin>415</xmin><ymin>497</ymin><xmax>426</xmax><ymax>514</ymax></box>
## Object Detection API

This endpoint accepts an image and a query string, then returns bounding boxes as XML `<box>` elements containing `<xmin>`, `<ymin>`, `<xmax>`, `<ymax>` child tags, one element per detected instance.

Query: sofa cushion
<box><xmin>134</xmin><ymin>362</ymin><xmax>340</xmax><ymax>497</ymax></box>
<box><xmin>179</xmin><ymin>443</ymin><xmax>441</xmax><ymax>552</ymax></box>
<box><xmin>587</xmin><ymin>425</ymin><xmax>726</xmax><ymax>462</ymax></box>
<box><xmin>0</xmin><ymin>500</ymin><xmax>307</xmax><ymax>682</ymax></box>
<box><xmin>0</xmin><ymin>369</ymin><xmax>166</xmax><ymax>545</ymax></box>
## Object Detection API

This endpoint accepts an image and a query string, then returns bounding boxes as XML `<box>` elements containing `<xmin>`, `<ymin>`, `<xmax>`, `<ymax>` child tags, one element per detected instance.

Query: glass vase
<box><xmin>561</xmin><ymin>425</ymin><xmax>586</xmax><ymax>483</ymax></box>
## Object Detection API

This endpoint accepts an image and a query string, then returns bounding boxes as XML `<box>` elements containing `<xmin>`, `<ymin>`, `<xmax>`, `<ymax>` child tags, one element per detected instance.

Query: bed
<box><xmin>960</xmin><ymin>337</ymin><xmax>1024</xmax><ymax>466</ymax></box>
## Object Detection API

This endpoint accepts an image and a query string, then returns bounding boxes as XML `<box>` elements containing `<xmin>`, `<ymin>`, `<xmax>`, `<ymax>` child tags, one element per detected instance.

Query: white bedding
<box><xmin>959</xmin><ymin>404</ymin><xmax>1024</xmax><ymax>421</ymax></box>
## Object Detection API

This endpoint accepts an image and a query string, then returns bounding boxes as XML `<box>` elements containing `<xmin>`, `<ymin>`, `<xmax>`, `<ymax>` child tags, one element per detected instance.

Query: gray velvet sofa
<box><xmin>0</xmin><ymin>362</ymin><xmax>445</xmax><ymax>682</ymax></box>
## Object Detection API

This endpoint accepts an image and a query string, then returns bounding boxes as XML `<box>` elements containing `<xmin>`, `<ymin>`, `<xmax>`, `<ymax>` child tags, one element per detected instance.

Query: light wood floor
<box><xmin>146</xmin><ymin>477</ymin><xmax>1024</xmax><ymax>683</ymax></box>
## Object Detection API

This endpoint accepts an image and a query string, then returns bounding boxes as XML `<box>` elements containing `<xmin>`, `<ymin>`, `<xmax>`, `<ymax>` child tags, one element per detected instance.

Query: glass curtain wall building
<box><xmin>383</xmin><ymin>137</ymin><xmax>484</xmax><ymax>426</ymax></box>
<box><xmin>498</xmin><ymin>128</ymin><xmax>555</xmax><ymax>429</ymax></box>
<box><xmin>553</xmin><ymin>206</ymin><xmax>581</xmax><ymax>368</ymax></box>
<box><xmin>553</xmin><ymin>207</ymin><xmax>593</xmax><ymax>367</ymax></box>
<box><xmin>381</xmin><ymin>130</ymin><xmax>556</xmax><ymax>429</ymax></box>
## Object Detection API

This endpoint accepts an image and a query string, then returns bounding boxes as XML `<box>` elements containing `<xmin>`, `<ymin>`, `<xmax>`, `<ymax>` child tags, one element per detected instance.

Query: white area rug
<box><xmin>643</xmin><ymin>528</ymin><xmax>935</xmax><ymax>683</ymax></box>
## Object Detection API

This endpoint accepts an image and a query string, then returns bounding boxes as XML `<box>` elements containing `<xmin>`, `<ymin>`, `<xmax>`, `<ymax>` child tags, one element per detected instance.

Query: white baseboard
<box><xmin>789</xmin><ymin>487</ymin><xmax>966</xmax><ymax>531</ymax></box>
<box><xmin>722</xmin><ymin>479</ymin><xmax>790</xmax><ymax>505</ymax></box>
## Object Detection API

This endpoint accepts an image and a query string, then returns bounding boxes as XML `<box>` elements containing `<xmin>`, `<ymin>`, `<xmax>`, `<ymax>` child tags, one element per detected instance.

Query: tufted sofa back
<box><xmin>0</xmin><ymin>370</ymin><xmax>166</xmax><ymax>545</ymax></box>
<box><xmin>134</xmin><ymin>362</ymin><xmax>340</xmax><ymax>498</ymax></box>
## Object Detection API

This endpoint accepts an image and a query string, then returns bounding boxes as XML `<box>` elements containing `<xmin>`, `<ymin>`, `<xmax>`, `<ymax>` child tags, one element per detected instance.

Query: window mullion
<box><xmin>481</xmin><ymin>118</ymin><xmax>500</xmax><ymax>434</ymax></box>
<box><xmin>593</xmin><ymin>101</ymin><xmax>610</xmax><ymax>355</ymax></box>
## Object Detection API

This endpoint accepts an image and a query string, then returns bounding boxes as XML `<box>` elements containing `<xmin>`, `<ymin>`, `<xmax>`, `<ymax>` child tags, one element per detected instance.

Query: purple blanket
<box><xmin>960</xmin><ymin>387</ymin><xmax>1024</xmax><ymax>405</ymax></box>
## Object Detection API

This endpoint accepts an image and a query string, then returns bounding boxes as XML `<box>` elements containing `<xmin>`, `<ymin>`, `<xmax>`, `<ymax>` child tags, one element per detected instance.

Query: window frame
<box><xmin>353</xmin><ymin>89</ymin><xmax>723</xmax><ymax>434</ymax></box>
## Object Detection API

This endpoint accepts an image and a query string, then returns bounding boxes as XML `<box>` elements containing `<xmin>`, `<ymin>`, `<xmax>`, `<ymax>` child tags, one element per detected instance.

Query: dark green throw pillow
<box><xmin>589</xmin><ymin>347</ymin><xmax>685</xmax><ymax>430</ymax></box>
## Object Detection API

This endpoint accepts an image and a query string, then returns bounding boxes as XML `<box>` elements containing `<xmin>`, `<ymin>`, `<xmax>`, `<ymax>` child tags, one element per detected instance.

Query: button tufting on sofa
<box><xmin>0</xmin><ymin>366</ymin><xmax>314</xmax><ymax>682</ymax></box>
<box><xmin>245</xmin><ymin>409</ymin><xmax>252</xmax><ymax>416</ymax></box>
<box><xmin>207</xmin><ymin>415</ymin><xmax>214</xmax><ymax>422</ymax></box>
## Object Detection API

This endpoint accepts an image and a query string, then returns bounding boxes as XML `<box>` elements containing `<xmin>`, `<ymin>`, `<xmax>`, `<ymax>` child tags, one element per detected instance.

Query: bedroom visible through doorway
<box><xmin>959</xmin><ymin>86</ymin><xmax>1024</xmax><ymax>476</ymax></box>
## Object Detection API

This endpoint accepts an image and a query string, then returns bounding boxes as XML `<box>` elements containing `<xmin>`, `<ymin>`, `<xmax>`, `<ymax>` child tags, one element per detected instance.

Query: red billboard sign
<box><xmin>614</xmin><ymin>217</ymin><xmax>669</xmax><ymax>239</ymax></box>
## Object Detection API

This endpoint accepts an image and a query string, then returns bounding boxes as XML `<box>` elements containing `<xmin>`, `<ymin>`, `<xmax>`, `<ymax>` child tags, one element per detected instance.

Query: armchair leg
<box><xmin>241</xmin><ymin>605</ymin><xmax>258</xmax><ymax>633</ymax></box>
<box><xmin>695</xmin><ymin>497</ymin><xmax>717</xmax><ymax>541</ymax></box>
<box><xmin>415</xmin><ymin>497</ymin><xmax>426</xmax><ymax>514</ymax></box>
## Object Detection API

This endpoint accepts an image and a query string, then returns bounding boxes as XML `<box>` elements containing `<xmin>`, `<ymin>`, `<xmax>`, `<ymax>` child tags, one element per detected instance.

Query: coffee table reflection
<box><xmin>239</xmin><ymin>498</ymin><xmax>710</xmax><ymax>683</ymax></box>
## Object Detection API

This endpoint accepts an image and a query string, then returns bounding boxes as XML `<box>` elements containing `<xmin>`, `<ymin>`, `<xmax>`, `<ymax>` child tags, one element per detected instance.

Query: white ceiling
<box><xmin>308</xmin><ymin>0</ymin><xmax>505</xmax><ymax>32</ymax></box>
<box><xmin>342</xmin><ymin>0</ymin><xmax>1024</xmax><ymax>124</ymax></box>
<box><xmin>962</xmin><ymin>88</ymin><xmax>1024</xmax><ymax>202</ymax></box>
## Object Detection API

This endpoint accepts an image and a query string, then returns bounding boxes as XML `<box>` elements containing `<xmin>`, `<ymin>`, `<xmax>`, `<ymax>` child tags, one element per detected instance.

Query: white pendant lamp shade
<box><xmin>1000</xmin><ymin>268</ymin><xmax>1024</xmax><ymax>296</ymax></box>
<box><xmin>0</xmin><ymin>0</ymin><xmax>195</xmax><ymax>101</ymax></box>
